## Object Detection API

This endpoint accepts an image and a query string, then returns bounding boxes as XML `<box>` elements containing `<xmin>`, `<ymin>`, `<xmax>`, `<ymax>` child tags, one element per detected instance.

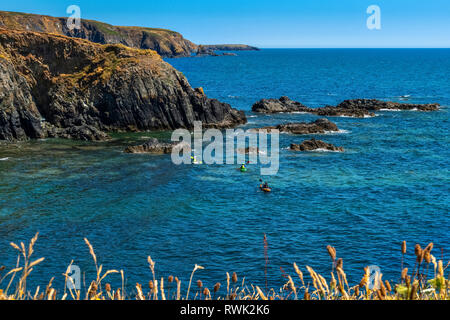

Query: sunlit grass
<box><xmin>0</xmin><ymin>233</ymin><xmax>448</xmax><ymax>300</ymax></box>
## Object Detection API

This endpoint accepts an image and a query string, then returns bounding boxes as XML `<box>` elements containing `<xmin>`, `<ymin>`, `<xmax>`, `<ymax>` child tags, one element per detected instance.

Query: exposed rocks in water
<box><xmin>199</xmin><ymin>44</ymin><xmax>260</xmax><ymax>52</ymax></box>
<box><xmin>252</xmin><ymin>96</ymin><xmax>310</xmax><ymax>114</ymax></box>
<box><xmin>336</xmin><ymin>99</ymin><xmax>439</xmax><ymax>112</ymax></box>
<box><xmin>124</xmin><ymin>138</ymin><xmax>190</xmax><ymax>154</ymax></box>
<box><xmin>0</xmin><ymin>28</ymin><xmax>246</xmax><ymax>142</ymax></box>
<box><xmin>196</xmin><ymin>45</ymin><xmax>239</xmax><ymax>57</ymax></box>
<box><xmin>252</xmin><ymin>97</ymin><xmax>439</xmax><ymax>117</ymax></box>
<box><xmin>290</xmin><ymin>138</ymin><xmax>344</xmax><ymax>152</ymax></box>
<box><xmin>314</xmin><ymin>105</ymin><xmax>374</xmax><ymax>118</ymax></box>
<box><xmin>257</xmin><ymin>119</ymin><xmax>339</xmax><ymax>135</ymax></box>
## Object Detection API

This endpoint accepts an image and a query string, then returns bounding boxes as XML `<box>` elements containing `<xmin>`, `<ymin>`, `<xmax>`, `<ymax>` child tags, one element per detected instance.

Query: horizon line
<box><xmin>249</xmin><ymin>47</ymin><xmax>450</xmax><ymax>50</ymax></box>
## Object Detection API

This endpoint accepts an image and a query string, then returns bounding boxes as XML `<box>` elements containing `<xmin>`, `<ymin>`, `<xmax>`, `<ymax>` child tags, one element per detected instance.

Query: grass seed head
<box><xmin>232</xmin><ymin>272</ymin><xmax>238</xmax><ymax>283</ymax></box>
<box><xmin>401</xmin><ymin>241</ymin><xmax>407</xmax><ymax>255</ymax></box>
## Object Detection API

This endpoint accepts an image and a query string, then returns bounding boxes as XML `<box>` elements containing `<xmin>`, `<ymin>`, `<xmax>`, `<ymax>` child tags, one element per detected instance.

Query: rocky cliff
<box><xmin>0</xmin><ymin>28</ymin><xmax>246</xmax><ymax>141</ymax></box>
<box><xmin>0</xmin><ymin>11</ymin><xmax>197</xmax><ymax>58</ymax></box>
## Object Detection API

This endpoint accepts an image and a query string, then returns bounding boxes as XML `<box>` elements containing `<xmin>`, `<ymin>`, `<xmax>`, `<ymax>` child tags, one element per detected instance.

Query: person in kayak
<box><xmin>262</xmin><ymin>181</ymin><xmax>270</xmax><ymax>189</ymax></box>
<box><xmin>240</xmin><ymin>163</ymin><xmax>246</xmax><ymax>170</ymax></box>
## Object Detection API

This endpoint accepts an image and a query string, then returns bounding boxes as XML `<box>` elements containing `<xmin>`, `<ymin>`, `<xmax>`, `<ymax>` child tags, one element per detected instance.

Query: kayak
<box><xmin>240</xmin><ymin>168</ymin><xmax>248</xmax><ymax>172</ymax></box>
<box><xmin>260</xmin><ymin>185</ymin><xmax>272</xmax><ymax>193</ymax></box>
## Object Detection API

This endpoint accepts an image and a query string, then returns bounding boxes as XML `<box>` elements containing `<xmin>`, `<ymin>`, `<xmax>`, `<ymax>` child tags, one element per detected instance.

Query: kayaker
<box><xmin>262</xmin><ymin>182</ymin><xmax>269</xmax><ymax>189</ymax></box>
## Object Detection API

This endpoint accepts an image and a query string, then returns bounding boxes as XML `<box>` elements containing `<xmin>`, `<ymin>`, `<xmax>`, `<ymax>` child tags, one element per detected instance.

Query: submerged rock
<box><xmin>236</xmin><ymin>146</ymin><xmax>260</xmax><ymax>154</ymax></box>
<box><xmin>252</xmin><ymin>97</ymin><xmax>439</xmax><ymax>117</ymax></box>
<box><xmin>290</xmin><ymin>138</ymin><xmax>344</xmax><ymax>152</ymax></box>
<box><xmin>124</xmin><ymin>138</ymin><xmax>190</xmax><ymax>154</ymax></box>
<box><xmin>258</xmin><ymin>119</ymin><xmax>339</xmax><ymax>134</ymax></box>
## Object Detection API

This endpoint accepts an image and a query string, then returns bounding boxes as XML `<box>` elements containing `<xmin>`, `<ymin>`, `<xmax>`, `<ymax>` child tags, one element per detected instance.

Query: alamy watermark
<box><xmin>171</xmin><ymin>122</ymin><xmax>280</xmax><ymax>176</ymax></box>
<box><xmin>66</xmin><ymin>265</ymin><xmax>81</xmax><ymax>290</ymax></box>
<box><xmin>367</xmin><ymin>265</ymin><xmax>382</xmax><ymax>290</ymax></box>
<box><xmin>367</xmin><ymin>5</ymin><xmax>381</xmax><ymax>30</ymax></box>
<box><xmin>66</xmin><ymin>5</ymin><xmax>81</xmax><ymax>30</ymax></box>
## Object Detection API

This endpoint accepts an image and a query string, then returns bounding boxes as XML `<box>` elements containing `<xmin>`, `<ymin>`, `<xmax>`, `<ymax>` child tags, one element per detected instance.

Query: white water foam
<box><xmin>338</xmin><ymin>114</ymin><xmax>376</xmax><ymax>118</ymax></box>
<box><xmin>324</xmin><ymin>129</ymin><xmax>351</xmax><ymax>135</ymax></box>
<box><xmin>379</xmin><ymin>108</ymin><xmax>402</xmax><ymax>112</ymax></box>
<box><xmin>307</xmin><ymin>148</ymin><xmax>343</xmax><ymax>153</ymax></box>
<box><xmin>0</xmin><ymin>157</ymin><xmax>10</xmax><ymax>161</ymax></box>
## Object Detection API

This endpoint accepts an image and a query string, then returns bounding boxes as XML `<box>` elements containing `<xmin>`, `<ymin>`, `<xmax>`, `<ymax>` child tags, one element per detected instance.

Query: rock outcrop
<box><xmin>124</xmin><ymin>138</ymin><xmax>189</xmax><ymax>154</ymax></box>
<box><xmin>336</xmin><ymin>99</ymin><xmax>439</xmax><ymax>112</ymax></box>
<box><xmin>290</xmin><ymin>139</ymin><xmax>344</xmax><ymax>152</ymax></box>
<box><xmin>0</xmin><ymin>11</ymin><xmax>259</xmax><ymax>59</ymax></box>
<box><xmin>252</xmin><ymin>96</ymin><xmax>310</xmax><ymax>114</ymax></box>
<box><xmin>0</xmin><ymin>28</ymin><xmax>246</xmax><ymax>141</ymax></box>
<box><xmin>252</xmin><ymin>97</ymin><xmax>439</xmax><ymax>117</ymax></box>
<box><xmin>196</xmin><ymin>44</ymin><xmax>258</xmax><ymax>56</ymax></box>
<box><xmin>0</xmin><ymin>11</ymin><xmax>197</xmax><ymax>58</ymax></box>
<box><xmin>257</xmin><ymin>119</ymin><xmax>339</xmax><ymax>135</ymax></box>
<box><xmin>199</xmin><ymin>44</ymin><xmax>259</xmax><ymax>51</ymax></box>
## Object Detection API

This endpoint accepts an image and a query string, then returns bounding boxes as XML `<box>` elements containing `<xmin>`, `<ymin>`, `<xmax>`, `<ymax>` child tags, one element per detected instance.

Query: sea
<box><xmin>0</xmin><ymin>49</ymin><xmax>449</xmax><ymax>295</ymax></box>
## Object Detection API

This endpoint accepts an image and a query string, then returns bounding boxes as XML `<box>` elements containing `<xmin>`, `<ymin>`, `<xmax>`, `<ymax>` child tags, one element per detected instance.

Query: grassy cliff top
<box><xmin>0</xmin><ymin>10</ymin><xmax>197</xmax><ymax>57</ymax></box>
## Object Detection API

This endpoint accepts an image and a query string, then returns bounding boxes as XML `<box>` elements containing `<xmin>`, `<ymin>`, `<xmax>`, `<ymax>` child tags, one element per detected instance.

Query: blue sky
<box><xmin>2</xmin><ymin>0</ymin><xmax>449</xmax><ymax>47</ymax></box>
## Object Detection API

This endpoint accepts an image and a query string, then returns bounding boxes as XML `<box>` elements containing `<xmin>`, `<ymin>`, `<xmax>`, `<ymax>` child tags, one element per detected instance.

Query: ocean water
<box><xmin>0</xmin><ymin>49</ymin><xmax>449</xmax><ymax>295</ymax></box>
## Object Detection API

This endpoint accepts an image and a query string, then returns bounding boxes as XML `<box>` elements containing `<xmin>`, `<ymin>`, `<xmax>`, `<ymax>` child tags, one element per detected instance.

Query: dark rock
<box><xmin>314</xmin><ymin>106</ymin><xmax>375</xmax><ymax>118</ymax></box>
<box><xmin>337</xmin><ymin>99</ymin><xmax>440</xmax><ymax>112</ymax></box>
<box><xmin>56</xmin><ymin>125</ymin><xmax>110</xmax><ymax>141</ymax></box>
<box><xmin>290</xmin><ymin>138</ymin><xmax>344</xmax><ymax>152</ymax></box>
<box><xmin>252</xmin><ymin>97</ymin><xmax>309</xmax><ymax>114</ymax></box>
<box><xmin>124</xmin><ymin>138</ymin><xmax>189</xmax><ymax>154</ymax></box>
<box><xmin>0</xmin><ymin>28</ymin><xmax>246</xmax><ymax>142</ymax></box>
<box><xmin>198</xmin><ymin>44</ymin><xmax>259</xmax><ymax>51</ymax></box>
<box><xmin>252</xmin><ymin>97</ymin><xmax>439</xmax><ymax>117</ymax></box>
<box><xmin>196</xmin><ymin>46</ymin><xmax>240</xmax><ymax>57</ymax></box>
<box><xmin>258</xmin><ymin>119</ymin><xmax>339</xmax><ymax>134</ymax></box>
<box><xmin>0</xmin><ymin>58</ymin><xmax>45</xmax><ymax>141</ymax></box>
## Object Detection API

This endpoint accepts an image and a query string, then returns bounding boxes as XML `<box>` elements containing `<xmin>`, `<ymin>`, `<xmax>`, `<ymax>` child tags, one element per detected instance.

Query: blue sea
<box><xmin>0</xmin><ymin>49</ymin><xmax>449</xmax><ymax>295</ymax></box>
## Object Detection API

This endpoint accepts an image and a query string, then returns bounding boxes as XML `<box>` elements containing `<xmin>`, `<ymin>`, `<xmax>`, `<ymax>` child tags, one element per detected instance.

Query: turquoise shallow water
<box><xmin>0</xmin><ymin>49</ymin><xmax>449</xmax><ymax>294</ymax></box>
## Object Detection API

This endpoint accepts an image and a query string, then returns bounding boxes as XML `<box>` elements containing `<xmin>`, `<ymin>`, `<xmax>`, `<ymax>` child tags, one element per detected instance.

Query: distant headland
<box><xmin>0</xmin><ymin>11</ymin><xmax>259</xmax><ymax>58</ymax></box>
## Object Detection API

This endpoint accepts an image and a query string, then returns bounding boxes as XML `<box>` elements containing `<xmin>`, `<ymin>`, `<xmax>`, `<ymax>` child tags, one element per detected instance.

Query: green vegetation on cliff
<box><xmin>0</xmin><ymin>28</ymin><xmax>246</xmax><ymax>141</ymax></box>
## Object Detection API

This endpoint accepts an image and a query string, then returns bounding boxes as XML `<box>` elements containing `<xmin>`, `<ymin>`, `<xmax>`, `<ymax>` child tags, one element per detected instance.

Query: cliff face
<box><xmin>0</xmin><ymin>29</ymin><xmax>246</xmax><ymax>141</ymax></box>
<box><xmin>0</xmin><ymin>11</ymin><xmax>197</xmax><ymax>58</ymax></box>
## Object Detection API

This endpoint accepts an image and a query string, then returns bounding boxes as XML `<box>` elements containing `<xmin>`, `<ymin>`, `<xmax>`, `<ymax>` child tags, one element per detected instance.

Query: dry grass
<box><xmin>0</xmin><ymin>233</ymin><xmax>448</xmax><ymax>300</ymax></box>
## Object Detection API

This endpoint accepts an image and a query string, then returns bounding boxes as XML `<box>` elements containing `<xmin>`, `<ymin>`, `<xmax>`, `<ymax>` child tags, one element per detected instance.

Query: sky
<box><xmin>2</xmin><ymin>0</ymin><xmax>449</xmax><ymax>48</ymax></box>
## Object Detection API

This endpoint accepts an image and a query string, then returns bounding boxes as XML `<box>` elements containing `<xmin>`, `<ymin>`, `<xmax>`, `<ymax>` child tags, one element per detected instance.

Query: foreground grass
<box><xmin>0</xmin><ymin>233</ymin><xmax>448</xmax><ymax>300</ymax></box>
